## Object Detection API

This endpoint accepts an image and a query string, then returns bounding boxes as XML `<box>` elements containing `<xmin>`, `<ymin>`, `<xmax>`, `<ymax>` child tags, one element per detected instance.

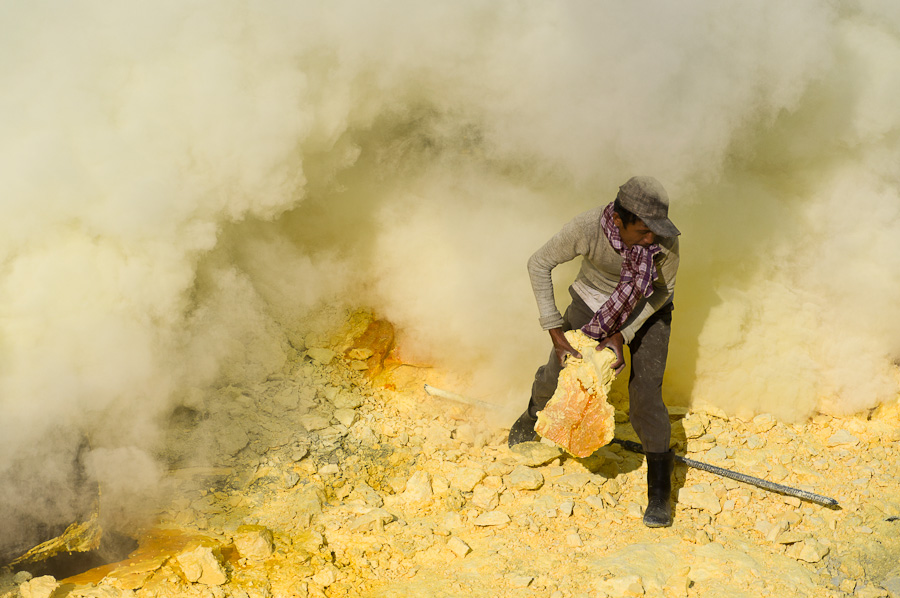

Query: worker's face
<box><xmin>614</xmin><ymin>214</ymin><xmax>656</xmax><ymax>248</ymax></box>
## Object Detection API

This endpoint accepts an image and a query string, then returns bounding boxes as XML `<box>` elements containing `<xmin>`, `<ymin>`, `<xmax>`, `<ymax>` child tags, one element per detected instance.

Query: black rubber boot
<box><xmin>507</xmin><ymin>410</ymin><xmax>538</xmax><ymax>447</ymax></box>
<box><xmin>643</xmin><ymin>450</ymin><xmax>674</xmax><ymax>528</ymax></box>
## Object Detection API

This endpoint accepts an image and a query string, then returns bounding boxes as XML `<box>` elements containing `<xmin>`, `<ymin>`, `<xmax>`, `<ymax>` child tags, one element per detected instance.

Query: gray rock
<box><xmin>510</xmin><ymin>442</ymin><xmax>562</xmax><ymax>466</ymax></box>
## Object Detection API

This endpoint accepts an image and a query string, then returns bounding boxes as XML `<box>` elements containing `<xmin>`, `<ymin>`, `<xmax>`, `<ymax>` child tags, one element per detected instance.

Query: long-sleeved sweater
<box><xmin>527</xmin><ymin>205</ymin><xmax>679</xmax><ymax>343</ymax></box>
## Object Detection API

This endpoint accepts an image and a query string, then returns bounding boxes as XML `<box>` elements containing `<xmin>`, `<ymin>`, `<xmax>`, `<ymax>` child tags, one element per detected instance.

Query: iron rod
<box><xmin>611</xmin><ymin>438</ymin><xmax>839</xmax><ymax>508</ymax></box>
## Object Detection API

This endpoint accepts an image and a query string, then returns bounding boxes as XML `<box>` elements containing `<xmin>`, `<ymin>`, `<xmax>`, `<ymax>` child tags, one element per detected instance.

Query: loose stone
<box><xmin>678</xmin><ymin>484</ymin><xmax>722</xmax><ymax>515</ymax></box>
<box><xmin>449</xmin><ymin>466</ymin><xmax>486</xmax><ymax>492</ymax></box>
<box><xmin>234</xmin><ymin>525</ymin><xmax>275</xmax><ymax>561</ymax></box>
<box><xmin>825</xmin><ymin>430</ymin><xmax>860</xmax><ymax>447</ymax></box>
<box><xmin>307</xmin><ymin>348</ymin><xmax>336</xmax><ymax>364</ymax></box>
<box><xmin>175</xmin><ymin>542</ymin><xmax>228</xmax><ymax>585</ymax></box>
<box><xmin>402</xmin><ymin>471</ymin><xmax>433</xmax><ymax>505</ymax></box>
<box><xmin>473</xmin><ymin>511</ymin><xmax>510</xmax><ymax>526</ymax></box>
<box><xmin>18</xmin><ymin>576</ymin><xmax>59</xmax><ymax>598</ymax></box>
<box><xmin>471</xmin><ymin>486</ymin><xmax>500</xmax><ymax>510</ymax></box>
<box><xmin>448</xmin><ymin>537</ymin><xmax>471</xmax><ymax>557</ymax></box>
<box><xmin>507</xmin><ymin>465</ymin><xmax>544</xmax><ymax>490</ymax></box>
<box><xmin>510</xmin><ymin>442</ymin><xmax>563</xmax><ymax>467</ymax></box>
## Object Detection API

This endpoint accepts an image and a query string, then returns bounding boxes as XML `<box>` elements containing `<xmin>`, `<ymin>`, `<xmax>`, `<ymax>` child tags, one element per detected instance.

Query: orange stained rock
<box><xmin>62</xmin><ymin>529</ymin><xmax>234</xmax><ymax>589</ymax></box>
<box><xmin>535</xmin><ymin>330</ymin><xmax>617</xmax><ymax>458</ymax></box>
<box><xmin>346</xmin><ymin>319</ymin><xmax>395</xmax><ymax>378</ymax></box>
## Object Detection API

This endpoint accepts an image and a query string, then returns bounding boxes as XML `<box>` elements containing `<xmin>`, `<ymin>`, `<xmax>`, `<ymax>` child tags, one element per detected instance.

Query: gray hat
<box><xmin>616</xmin><ymin>176</ymin><xmax>680</xmax><ymax>237</ymax></box>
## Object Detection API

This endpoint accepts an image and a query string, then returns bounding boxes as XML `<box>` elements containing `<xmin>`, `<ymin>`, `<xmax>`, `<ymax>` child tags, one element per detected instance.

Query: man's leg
<box><xmin>509</xmin><ymin>289</ymin><xmax>594</xmax><ymax>446</ymax></box>
<box><xmin>627</xmin><ymin>303</ymin><xmax>674</xmax><ymax>527</ymax></box>
<box><xmin>628</xmin><ymin>303</ymin><xmax>673</xmax><ymax>452</ymax></box>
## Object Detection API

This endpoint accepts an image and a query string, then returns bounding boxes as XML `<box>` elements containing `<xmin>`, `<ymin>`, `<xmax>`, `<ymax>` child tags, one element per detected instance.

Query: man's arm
<box><xmin>527</xmin><ymin>212</ymin><xmax>595</xmax><ymax>330</ymax></box>
<box><xmin>549</xmin><ymin>327</ymin><xmax>582</xmax><ymax>365</ymax></box>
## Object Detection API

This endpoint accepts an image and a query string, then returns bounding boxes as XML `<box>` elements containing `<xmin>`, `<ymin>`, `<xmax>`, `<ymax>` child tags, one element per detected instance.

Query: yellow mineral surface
<box><xmin>535</xmin><ymin>330</ymin><xmax>618</xmax><ymax>458</ymax></box>
<box><xmin>2</xmin><ymin>316</ymin><xmax>900</xmax><ymax>598</ymax></box>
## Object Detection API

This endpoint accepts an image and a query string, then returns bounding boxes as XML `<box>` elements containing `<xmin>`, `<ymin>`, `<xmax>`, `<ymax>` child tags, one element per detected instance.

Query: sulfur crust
<box><xmin>535</xmin><ymin>330</ymin><xmax>618</xmax><ymax>457</ymax></box>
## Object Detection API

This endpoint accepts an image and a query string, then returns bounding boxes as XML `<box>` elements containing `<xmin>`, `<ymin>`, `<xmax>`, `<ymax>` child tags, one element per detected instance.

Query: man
<box><xmin>508</xmin><ymin>176</ymin><xmax>680</xmax><ymax>528</ymax></box>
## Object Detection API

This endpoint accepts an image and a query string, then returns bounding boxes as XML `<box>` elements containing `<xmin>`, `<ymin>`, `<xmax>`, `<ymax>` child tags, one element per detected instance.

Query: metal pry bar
<box><xmin>611</xmin><ymin>438</ymin><xmax>839</xmax><ymax>508</ymax></box>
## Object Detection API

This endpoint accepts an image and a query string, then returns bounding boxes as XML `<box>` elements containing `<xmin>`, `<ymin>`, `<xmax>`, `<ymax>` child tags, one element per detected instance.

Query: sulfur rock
<box><xmin>19</xmin><ymin>576</ymin><xmax>59</xmax><ymax>598</ymax></box>
<box><xmin>176</xmin><ymin>542</ymin><xmax>228</xmax><ymax>586</ymax></box>
<box><xmin>535</xmin><ymin>330</ymin><xmax>617</xmax><ymax>457</ymax></box>
<box><xmin>510</xmin><ymin>442</ymin><xmax>562</xmax><ymax>467</ymax></box>
<box><xmin>471</xmin><ymin>485</ymin><xmax>499</xmax><ymax>510</ymax></box>
<box><xmin>447</xmin><ymin>537</ymin><xmax>471</xmax><ymax>557</ymax></box>
<box><xmin>678</xmin><ymin>484</ymin><xmax>722</xmax><ymax>515</ymax></box>
<box><xmin>449</xmin><ymin>466</ymin><xmax>486</xmax><ymax>492</ymax></box>
<box><xmin>473</xmin><ymin>511</ymin><xmax>510</xmax><ymax>526</ymax></box>
<box><xmin>234</xmin><ymin>525</ymin><xmax>275</xmax><ymax>561</ymax></box>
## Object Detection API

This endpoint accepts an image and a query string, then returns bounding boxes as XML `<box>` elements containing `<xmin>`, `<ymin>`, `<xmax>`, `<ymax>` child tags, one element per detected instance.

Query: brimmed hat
<box><xmin>616</xmin><ymin>176</ymin><xmax>680</xmax><ymax>237</ymax></box>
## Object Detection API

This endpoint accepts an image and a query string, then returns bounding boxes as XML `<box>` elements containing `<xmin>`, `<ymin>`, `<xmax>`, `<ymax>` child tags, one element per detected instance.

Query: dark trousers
<box><xmin>527</xmin><ymin>287</ymin><xmax>673</xmax><ymax>453</ymax></box>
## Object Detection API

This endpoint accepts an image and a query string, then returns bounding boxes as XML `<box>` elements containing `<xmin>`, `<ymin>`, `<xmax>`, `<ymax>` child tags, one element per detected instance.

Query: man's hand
<box><xmin>595</xmin><ymin>331</ymin><xmax>626</xmax><ymax>374</ymax></box>
<box><xmin>549</xmin><ymin>328</ymin><xmax>581</xmax><ymax>366</ymax></box>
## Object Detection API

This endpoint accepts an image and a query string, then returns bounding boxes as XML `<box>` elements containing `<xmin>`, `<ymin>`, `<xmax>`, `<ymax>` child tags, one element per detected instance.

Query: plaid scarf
<box><xmin>581</xmin><ymin>203</ymin><xmax>661</xmax><ymax>340</ymax></box>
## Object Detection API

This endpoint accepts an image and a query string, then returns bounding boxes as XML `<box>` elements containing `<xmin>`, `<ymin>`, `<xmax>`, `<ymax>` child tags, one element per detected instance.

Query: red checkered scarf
<box><xmin>581</xmin><ymin>203</ymin><xmax>661</xmax><ymax>340</ymax></box>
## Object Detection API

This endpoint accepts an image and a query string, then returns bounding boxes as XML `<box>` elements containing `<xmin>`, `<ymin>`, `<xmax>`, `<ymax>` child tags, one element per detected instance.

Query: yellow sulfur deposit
<box><xmin>535</xmin><ymin>330</ymin><xmax>618</xmax><ymax>458</ymax></box>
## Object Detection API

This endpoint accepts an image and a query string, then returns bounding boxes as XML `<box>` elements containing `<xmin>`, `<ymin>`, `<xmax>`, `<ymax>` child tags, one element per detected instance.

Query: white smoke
<box><xmin>1</xmin><ymin>0</ymin><xmax>899</xmax><ymax>552</ymax></box>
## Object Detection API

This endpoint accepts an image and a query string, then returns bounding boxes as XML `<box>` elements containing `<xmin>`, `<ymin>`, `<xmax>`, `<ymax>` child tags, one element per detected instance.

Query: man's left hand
<box><xmin>595</xmin><ymin>332</ymin><xmax>625</xmax><ymax>375</ymax></box>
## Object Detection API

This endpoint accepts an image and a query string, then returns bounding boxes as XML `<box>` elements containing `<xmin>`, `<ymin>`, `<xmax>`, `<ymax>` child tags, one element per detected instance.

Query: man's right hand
<box><xmin>549</xmin><ymin>328</ymin><xmax>581</xmax><ymax>366</ymax></box>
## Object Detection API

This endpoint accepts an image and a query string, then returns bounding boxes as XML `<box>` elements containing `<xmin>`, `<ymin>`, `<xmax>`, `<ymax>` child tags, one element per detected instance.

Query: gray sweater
<box><xmin>527</xmin><ymin>206</ymin><xmax>679</xmax><ymax>343</ymax></box>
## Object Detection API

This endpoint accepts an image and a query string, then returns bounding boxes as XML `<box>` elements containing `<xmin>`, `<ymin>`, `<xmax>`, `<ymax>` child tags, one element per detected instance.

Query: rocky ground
<box><xmin>2</xmin><ymin>312</ymin><xmax>900</xmax><ymax>598</ymax></box>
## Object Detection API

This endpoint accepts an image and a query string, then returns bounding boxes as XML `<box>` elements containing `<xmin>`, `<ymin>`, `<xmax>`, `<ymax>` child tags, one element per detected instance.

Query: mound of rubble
<box><xmin>2</xmin><ymin>313</ymin><xmax>900</xmax><ymax>598</ymax></box>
